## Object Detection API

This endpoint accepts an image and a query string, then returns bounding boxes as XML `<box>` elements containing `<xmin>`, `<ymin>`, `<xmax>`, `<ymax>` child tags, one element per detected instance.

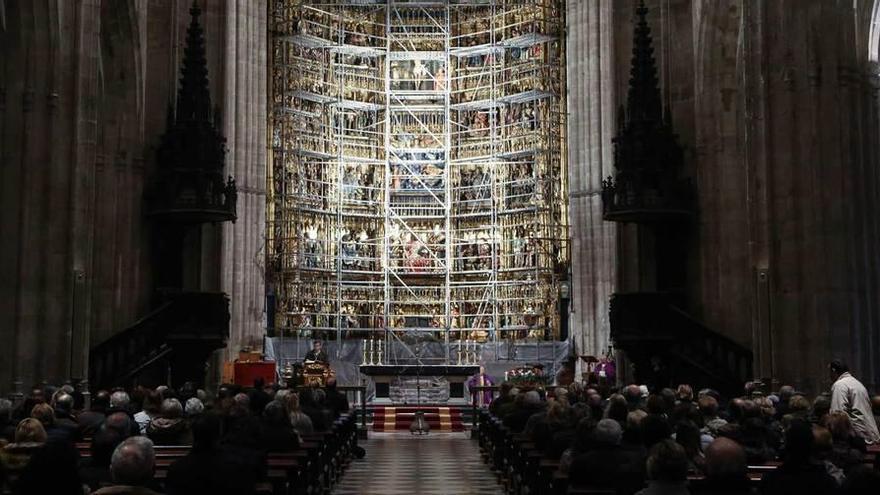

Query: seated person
<box><xmin>759</xmin><ymin>419</ymin><xmax>839</xmax><ymax>495</ymax></box>
<box><xmin>0</xmin><ymin>418</ymin><xmax>46</xmax><ymax>479</ymax></box>
<box><xmin>691</xmin><ymin>437</ymin><xmax>753</xmax><ymax>495</ymax></box>
<box><xmin>637</xmin><ymin>439</ymin><xmax>690</xmax><ymax>495</ymax></box>
<box><xmin>146</xmin><ymin>398</ymin><xmax>192</xmax><ymax>445</ymax></box>
<box><xmin>78</xmin><ymin>425</ymin><xmax>126</xmax><ymax>491</ymax></box>
<box><xmin>166</xmin><ymin>414</ymin><xmax>258</xmax><ymax>495</ymax></box>
<box><xmin>569</xmin><ymin>419</ymin><xmax>647</xmax><ymax>495</ymax></box>
<box><xmin>304</xmin><ymin>340</ymin><xmax>329</xmax><ymax>364</ymax></box>
<box><xmin>94</xmin><ymin>436</ymin><xmax>161</xmax><ymax>495</ymax></box>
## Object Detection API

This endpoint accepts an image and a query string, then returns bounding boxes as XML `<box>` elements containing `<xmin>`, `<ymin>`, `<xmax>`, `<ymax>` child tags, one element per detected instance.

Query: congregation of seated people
<box><xmin>0</xmin><ymin>378</ymin><xmax>354</xmax><ymax>494</ymax></box>
<box><xmin>482</xmin><ymin>369</ymin><xmax>880</xmax><ymax>494</ymax></box>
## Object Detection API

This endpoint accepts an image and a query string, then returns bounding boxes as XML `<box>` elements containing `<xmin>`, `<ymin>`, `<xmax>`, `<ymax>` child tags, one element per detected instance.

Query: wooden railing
<box><xmin>610</xmin><ymin>292</ymin><xmax>752</xmax><ymax>395</ymax></box>
<box><xmin>88</xmin><ymin>291</ymin><xmax>230</xmax><ymax>390</ymax></box>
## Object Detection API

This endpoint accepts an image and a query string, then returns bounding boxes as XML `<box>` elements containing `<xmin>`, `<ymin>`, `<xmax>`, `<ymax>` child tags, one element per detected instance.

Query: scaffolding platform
<box><xmin>269</xmin><ymin>0</ymin><xmax>568</xmax><ymax>367</ymax></box>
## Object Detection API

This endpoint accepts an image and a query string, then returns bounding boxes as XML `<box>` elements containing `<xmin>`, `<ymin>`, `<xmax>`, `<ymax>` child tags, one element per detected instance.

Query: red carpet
<box><xmin>370</xmin><ymin>406</ymin><xmax>465</xmax><ymax>432</ymax></box>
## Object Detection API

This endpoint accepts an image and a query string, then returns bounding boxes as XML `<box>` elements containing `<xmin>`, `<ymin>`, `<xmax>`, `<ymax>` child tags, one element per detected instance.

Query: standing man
<box><xmin>829</xmin><ymin>359</ymin><xmax>880</xmax><ymax>444</ymax></box>
<box><xmin>304</xmin><ymin>340</ymin><xmax>329</xmax><ymax>364</ymax></box>
<box><xmin>467</xmin><ymin>366</ymin><xmax>494</xmax><ymax>407</ymax></box>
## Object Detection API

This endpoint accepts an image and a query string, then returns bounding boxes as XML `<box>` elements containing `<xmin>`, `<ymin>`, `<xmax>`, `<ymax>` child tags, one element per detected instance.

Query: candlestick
<box><xmin>369</xmin><ymin>338</ymin><xmax>375</xmax><ymax>365</ymax></box>
<box><xmin>361</xmin><ymin>339</ymin><xmax>368</xmax><ymax>365</ymax></box>
<box><xmin>377</xmin><ymin>339</ymin><xmax>383</xmax><ymax>365</ymax></box>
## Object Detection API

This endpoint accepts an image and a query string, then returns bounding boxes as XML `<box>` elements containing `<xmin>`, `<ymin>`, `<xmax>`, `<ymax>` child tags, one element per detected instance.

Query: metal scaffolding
<box><xmin>269</xmin><ymin>0</ymin><xmax>568</xmax><ymax>364</ymax></box>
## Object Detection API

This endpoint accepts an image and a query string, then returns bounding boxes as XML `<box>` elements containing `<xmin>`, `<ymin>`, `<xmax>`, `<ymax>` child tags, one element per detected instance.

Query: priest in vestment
<box><xmin>304</xmin><ymin>340</ymin><xmax>329</xmax><ymax>364</ymax></box>
<box><xmin>467</xmin><ymin>366</ymin><xmax>495</xmax><ymax>407</ymax></box>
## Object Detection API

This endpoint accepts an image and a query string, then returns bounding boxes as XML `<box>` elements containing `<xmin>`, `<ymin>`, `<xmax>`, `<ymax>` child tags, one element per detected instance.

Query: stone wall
<box><xmin>0</xmin><ymin>0</ymin><xmax>267</xmax><ymax>394</ymax></box>
<box><xmin>567</xmin><ymin>0</ymin><xmax>880</xmax><ymax>392</ymax></box>
<box><xmin>565</xmin><ymin>0</ymin><xmax>617</xmax><ymax>373</ymax></box>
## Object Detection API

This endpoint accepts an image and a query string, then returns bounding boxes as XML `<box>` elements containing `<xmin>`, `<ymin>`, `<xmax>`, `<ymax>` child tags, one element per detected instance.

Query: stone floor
<box><xmin>332</xmin><ymin>432</ymin><xmax>504</xmax><ymax>495</ymax></box>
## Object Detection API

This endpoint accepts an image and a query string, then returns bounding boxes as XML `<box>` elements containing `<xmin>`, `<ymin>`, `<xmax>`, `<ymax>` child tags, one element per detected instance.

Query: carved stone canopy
<box><xmin>145</xmin><ymin>2</ymin><xmax>236</xmax><ymax>224</ymax></box>
<box><xmin>602</xmin><ymin>0</ymin><xmax>694</xmax><ymax>224</ymax></box>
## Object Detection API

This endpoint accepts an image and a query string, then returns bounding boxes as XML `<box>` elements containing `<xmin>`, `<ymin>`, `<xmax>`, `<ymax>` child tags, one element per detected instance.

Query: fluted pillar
<box><xmin>221</xmin><ymin>0</ymin><xmax>268</xmax><ymax>361</ymax></box>
<box><xmin>692</xmin><ymin>0</ymin><xmax>880</xmax><ymax>392</ymax></box>
<box><xmin>566</xmin><ymin>0</ymin><xmax>617</xmax><ymax>370</ymax></box>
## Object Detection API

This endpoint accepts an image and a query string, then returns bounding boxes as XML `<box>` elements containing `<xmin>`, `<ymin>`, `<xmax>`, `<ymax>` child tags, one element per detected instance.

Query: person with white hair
<box><xmin>109</xmin><ymin>391</ymin><xmax>131</xmax><ymax>411</ymax></box>
<box><xmin>146</xmin><ymin>398</ymin><xmax>192</xmax><ymax>445</ymax></box>
<box><xmin>184</xmin><ymin>398</ymin><xmax>204</xmax><ymax>418</ymax></box>
<box><xmin>93</xmin><ymin>436</ymin><xmax>160</xmax><ymax>494</ymax></box>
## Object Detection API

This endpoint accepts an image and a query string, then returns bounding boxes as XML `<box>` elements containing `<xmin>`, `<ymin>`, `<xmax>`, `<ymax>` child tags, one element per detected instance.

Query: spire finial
<box><xmin>626</xmin><ymin>0</ymin><xmax>662</xmax><ymax>124</ymax></box>
<box><xmin>176</xmin><ymin>0</ymin><xmax>212</xmax><ymax>124</ymax></box>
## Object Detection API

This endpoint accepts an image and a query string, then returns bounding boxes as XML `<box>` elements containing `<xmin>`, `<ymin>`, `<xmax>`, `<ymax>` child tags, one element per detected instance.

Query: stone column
<box><xmin>566</xmin><ymin>0</ymin><xmax>617</xmax><ymax>373</ymax></box>
<box><xmin>221</xmin><ymin>0</ymin><xmax>268</xmax><ymax>362</ymax></box>
<box><xmin>697</xmin><ymin>0</ymin><xmax>880</xmax><ymax>391</ymax></box>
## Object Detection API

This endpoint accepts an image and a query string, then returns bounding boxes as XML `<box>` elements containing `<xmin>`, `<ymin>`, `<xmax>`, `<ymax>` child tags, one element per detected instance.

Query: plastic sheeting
<box><xmin>265</xmin><ymin>337</ymin><xmax>573</xmax><ymax>402</ymax></box>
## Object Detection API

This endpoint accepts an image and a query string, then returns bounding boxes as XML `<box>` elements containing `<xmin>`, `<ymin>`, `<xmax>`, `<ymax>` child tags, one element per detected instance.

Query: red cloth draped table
<box><xmin>234</xmin><ymin>360</ymin><xmax>276</xmax><ymax>387</ymax></box>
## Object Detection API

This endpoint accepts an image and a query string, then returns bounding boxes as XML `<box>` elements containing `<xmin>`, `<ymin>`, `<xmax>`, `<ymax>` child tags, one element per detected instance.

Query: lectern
<box><xmin>301</xmin><ymin>362</ymin><xmax>334</xmax><ymax>387</ymax></box>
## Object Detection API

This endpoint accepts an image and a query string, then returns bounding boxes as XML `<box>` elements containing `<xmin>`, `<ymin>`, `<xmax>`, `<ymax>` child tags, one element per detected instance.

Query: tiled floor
<box><xmin>332</xmin><ymin>432</ymin><xmax>504</xmax><ymax>495</ymax></box>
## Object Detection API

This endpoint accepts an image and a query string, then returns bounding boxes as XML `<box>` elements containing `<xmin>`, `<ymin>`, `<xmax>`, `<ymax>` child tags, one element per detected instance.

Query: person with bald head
<box><xmin>692</xmin><ymin>437</ymin><xmax>753</xmax><ymax>495</ymax></box>
<box><xmin>51</xmin><ymin>392</ymin><xmax>78</xmax><ymax>433</ymax></box>
<box><xmin>94</xmin><ymin>436</ymin><xmax>161</xmax><ymax>494</ymax></box>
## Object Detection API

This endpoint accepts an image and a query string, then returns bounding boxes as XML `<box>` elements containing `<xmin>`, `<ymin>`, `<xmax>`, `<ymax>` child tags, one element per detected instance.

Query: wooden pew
<box><xmin>70</xmin><ymin>412</ymin><xmax>360</xmax><ymax>495</ymax></box>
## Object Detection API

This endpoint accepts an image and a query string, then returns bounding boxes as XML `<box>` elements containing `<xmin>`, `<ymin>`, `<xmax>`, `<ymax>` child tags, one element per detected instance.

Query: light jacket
<box><xmin>830</xmin><ymin>372</ymin><xmax>880</xmax><ymax>444</ymax></box>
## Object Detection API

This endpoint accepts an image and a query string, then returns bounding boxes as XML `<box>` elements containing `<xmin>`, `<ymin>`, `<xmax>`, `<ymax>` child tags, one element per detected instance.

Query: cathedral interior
<box><xmin>2</xmin><ymin>0</ymin><xmax>880</xmax><ymax>399</ymax></box>
<box><xmin>3</xmin><ymin>1</ymin><xmax>880</xmax><ymax>491</ymax></box>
